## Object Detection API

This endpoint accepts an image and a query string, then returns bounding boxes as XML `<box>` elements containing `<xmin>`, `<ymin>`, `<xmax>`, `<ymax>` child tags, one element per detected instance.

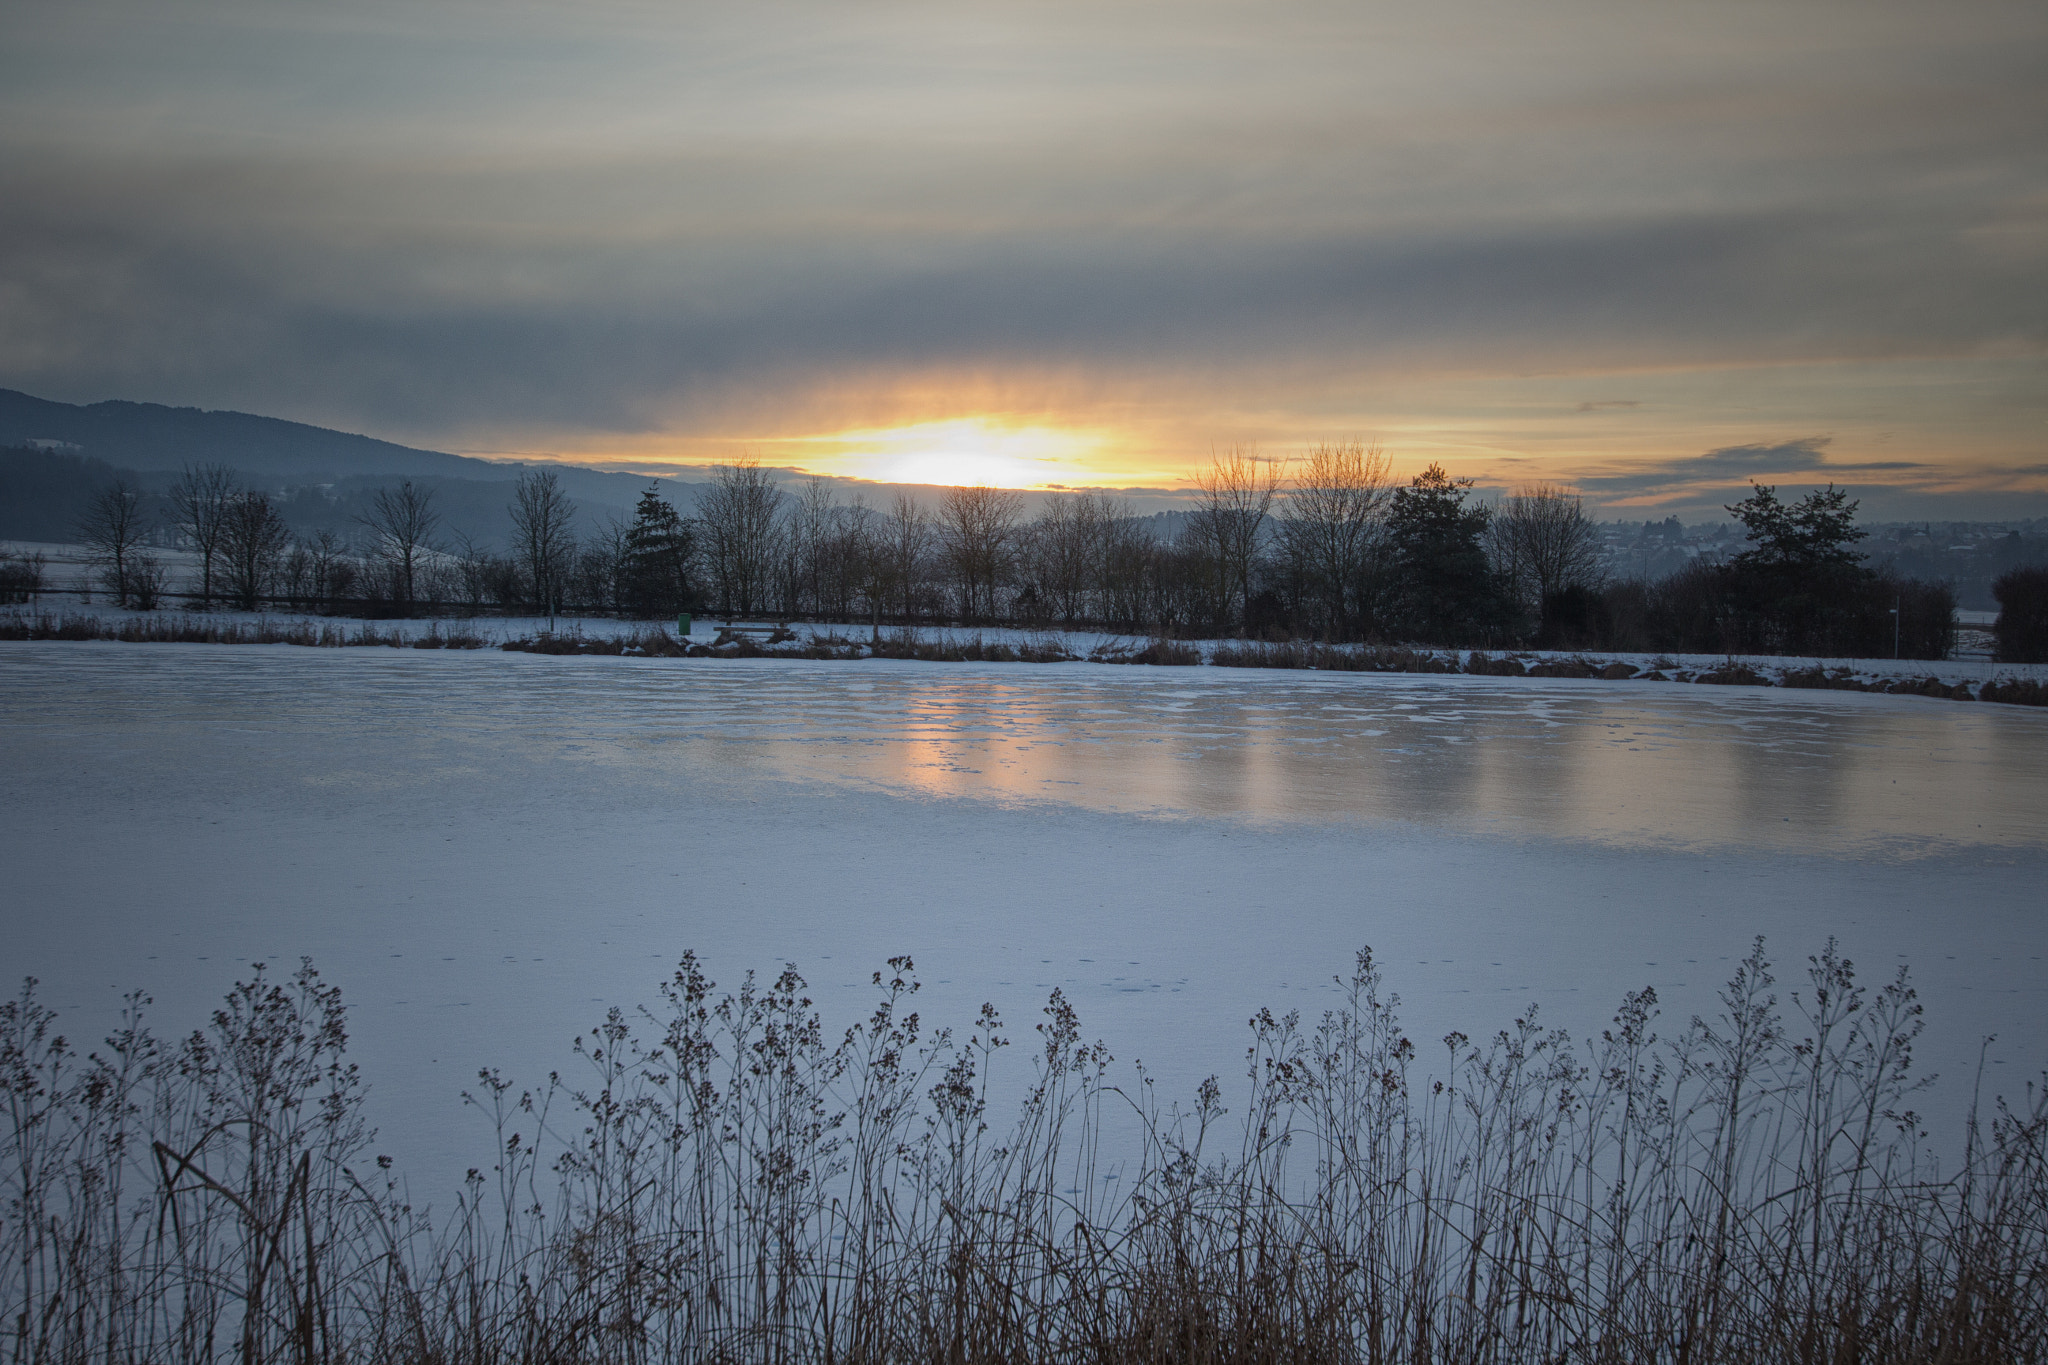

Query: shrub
<box><xmin>1981</xmin><ymin>677</ymin><xmax>2048</xmax><ymax>706</ymax></box>
<box><xmin>1210</xmin><ymin>639</ymin><xmax>1316</xmax><ymax>669</ymax></box>
<box><xmin>1884</xmin><ymin>570</ymin><xmax>1959</xmax><ymax>660</ymax></box>
<box><xmin>126</xmin><ymin>555</ymin><xmax>169</xmax><ymax>610</ymax></box>
<box><xmin>1464</xmin><ymin>652</ymin><xmax>1527</xmax><ymax>676</ymax></box>
<box><xmin>0</xmin><ymin>551</ymin><xmax>45</xmax><ymax>604</ymax></box>
<box><xmin>1643</xmin><ymin>560</ymin><xmax>1735</xmax><ymax>654</ymax></box>
<box><xmin>1524</xmin><ymin>656</ymin><xmax>1599</xmax><ymax>679</ymax></box>
<box><xmin>1203</xmin><ymin>640</ymin><xmax>1467</xmax><ymax>673</ymax></box>
<box><xmin>1993</xmin><ymin>566</ymin><xmax>2048</xmax><ymax>663</ymax></box>
<box><xmin>1533</xmin><ymin>583</ymin><xmax>1609</xmax><ymax>649</ymax></box>
<box><xmin>502</xmin><ymin>627</ymin><xmax>623</xmax><ymax>655</ymax></box>
<box><xmin>1694</xmin><ymin>662</ymin><xmax>1771</xmax><ymax>687</ymax></box>
<box><xmin>1094</xmin><ymin>637</ymin><xmax>1201</xmax><ymax>665</ymax></box>
<box><xmin>1780</xmin><ymin>666</ymin><xmax>1872</xmax><ymax>692</ymax></box>
<box><xmin>622</xmin><ymin>625</ymin><xmax>690</xmax><ymax>656</ymax></box>
<box><xmin>1881</xmin><ymin>675</ymin><xmax>1976</xmax><ymax>700</ymax></box>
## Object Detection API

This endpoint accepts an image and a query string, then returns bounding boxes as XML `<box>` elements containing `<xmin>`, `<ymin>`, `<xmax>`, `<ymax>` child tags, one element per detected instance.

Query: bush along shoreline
<box><xmin>5</xmin><ymin>608</ymin><xmax>2044</xmax><ymax>707</ymax></box>
<box><xmin>3</xmin><ymin>942</ymin><xmax>2043</xmax><ymax>1365</ymax></box>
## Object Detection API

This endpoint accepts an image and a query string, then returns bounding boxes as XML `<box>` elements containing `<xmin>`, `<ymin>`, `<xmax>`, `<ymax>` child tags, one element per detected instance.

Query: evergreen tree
<box><xmin>1386</xmin><ymin>463</ymin><xmax>1513</xmax><ymax>644</ymax></box>
<box><xmin>1720</xmin><ymin>483</ymin><xmax>1871</xmax><ymax>654</ymax></box>
<box><xmin>624</xmin><ymin>484</ymin><xmax>697</xmax><ymax>616</ymax></box>
<box><xmin>1725</xmin><ymin>482</ymin><xmax>1866</xmax><ymax>573</ymax></box>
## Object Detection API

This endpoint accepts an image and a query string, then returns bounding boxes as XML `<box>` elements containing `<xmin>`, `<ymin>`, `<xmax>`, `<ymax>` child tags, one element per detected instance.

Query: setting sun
<box><xmin>769</xmin><ymin>418</ymin><xmax>1115</xmax><ymax>489</ymax></box>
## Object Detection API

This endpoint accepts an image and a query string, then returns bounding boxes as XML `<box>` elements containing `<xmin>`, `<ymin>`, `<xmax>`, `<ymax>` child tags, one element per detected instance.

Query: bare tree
<box><xmin>447</xmin><ymin>531</ymin><xmax>500</xmax><ymax>614</ymax></box>
<box><xmin>1095</xmin><ymin>498</ymin><xmax>1154</xmax><ymax>630</ymax></box>
<box><xmin>818</xmin><ymin>495</ymin><xmax>881</xmax><ymax>623</ymax></box>
<box><xmin>777</xmin><ymin>475</ymin><xmax>836</xmax><ymax>618</ymax></box>
<box><xmin>75</xmin><ymin>479</ymin><xmax>150</xmax><ymax>606</ymax></box>
<box><xmin>1189</xmin><ymin>445</ymin><xmax>1280</xmax><ymax>633</ymax></box>
<box><xmin>357</xmin><ymin>481</ymin><xmax>442</xmax><ymax>611</ymax></box>
<box><xmin>1490</xmin><ymin>483</ymin><xmax>1604</xmax><ymax>612</ymax></box>
<box><xmin>1278</xmin><ymin>441</ymin><xmax>1394</xmax><ymax>639</ymax></box>
<box><xmin>219</xmin><ymin>490</ymin><xmax>291</xmax><ymax>609</ymax></box>
<box><xmin>168</xmin><ymin>463</ymin><xmax>236</xmax><ymax>607</ymax></box>
<box><xmin>881</xmin><ymin>492</ymin><xmax>933</xmax><ymax>620</ymax></box>
<box><xmin>937</xmin><ymin>485</ymin><xmax>1023</xmax><ymax>622</ymax></box>
<box><xmin>574</xmin><ymin>515</ymin><xmax>633</xmax><ymax>615</ymax></box>
<box><xmin>510</xmin><ymin>470</ymin><xmax>577</xmax><ymax>626</ymax></box>
<box><xmin>280</xmin><ymin>538</ymin><xmax>313</xmax><ymax>608</ymax></box>
<box><xmin>697</xmin><ymin>459</ymin><xmax>784</xmax><ymax>617</ymax></box>
<box><xmin>304</xmin><ymin>529</ymin><xmax>357</xmax><ymax>609</ymax></box>
<box><xmin>1028</xmin><ymin>493</ymin><xmax>1106</xmax><ymax>628</ymax></box>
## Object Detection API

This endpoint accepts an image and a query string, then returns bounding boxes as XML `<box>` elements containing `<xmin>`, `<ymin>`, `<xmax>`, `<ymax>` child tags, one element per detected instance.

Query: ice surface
<box><xmin>3</xmin><ymin>642</ymin><xmax>2044</xmax><ymax>1197</ymax></box>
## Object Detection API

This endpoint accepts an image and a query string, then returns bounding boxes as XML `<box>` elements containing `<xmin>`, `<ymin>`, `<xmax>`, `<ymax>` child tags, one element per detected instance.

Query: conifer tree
<box><xmin>625</xmin><ymin>484</ymin><xmax>696</xmax><ymax>616</ymax></box>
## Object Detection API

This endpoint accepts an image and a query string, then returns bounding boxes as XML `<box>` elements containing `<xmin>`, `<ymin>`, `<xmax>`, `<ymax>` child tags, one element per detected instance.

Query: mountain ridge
<box><xmin>0</xmin><ymin>387</ymin><xmax>525</xmax><ymax>483</ymax></box>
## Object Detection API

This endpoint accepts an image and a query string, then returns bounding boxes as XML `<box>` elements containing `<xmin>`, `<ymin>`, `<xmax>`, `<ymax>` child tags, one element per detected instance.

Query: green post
<box><xmin>677</xmin><ymin>613</ymin><xmax>693</xmax><ymax>639</ymax></box>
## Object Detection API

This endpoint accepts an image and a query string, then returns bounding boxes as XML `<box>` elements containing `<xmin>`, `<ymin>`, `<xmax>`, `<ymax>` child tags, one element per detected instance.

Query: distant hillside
<box><xmin>0</xmin><ymin>387</ymin><xmax>497</xmax><ymax>483</ymax></box>
<box><xmin>0</xmin><ymin>389</ymin><xmax>717</xmax><ymax>546</ymax></box>
<box><xmin>0</xmin><ymin>447</ymin><xmax>127</xmax><ymax>543</ymax></box>
<box><xmin>0</xmin><ymin>442</ymin><xmax>714</xmax><ymax>550</ymax></box>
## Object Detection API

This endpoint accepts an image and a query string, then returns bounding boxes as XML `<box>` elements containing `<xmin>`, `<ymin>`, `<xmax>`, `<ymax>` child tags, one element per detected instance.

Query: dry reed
<box><xmin>4</xmin><ymin>941</ymin><xmax>2042</xmax><ymax>1364</ymax></box>
<box><xmin>0</xmin><ymin>612</ymin><xmax>487</xmax><ymax>649</ymax></box>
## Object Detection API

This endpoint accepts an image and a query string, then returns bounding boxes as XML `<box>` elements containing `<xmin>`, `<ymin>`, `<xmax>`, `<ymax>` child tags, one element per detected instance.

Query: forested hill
<box><xmin>0</xmin><ymin>388</ymin><xmax>714</xmax><ymax>544</ymax></box>
<box><xmin>0</xmin><ymin>387</ymin><xmax>488</xmax><ymax>482</ymax></box>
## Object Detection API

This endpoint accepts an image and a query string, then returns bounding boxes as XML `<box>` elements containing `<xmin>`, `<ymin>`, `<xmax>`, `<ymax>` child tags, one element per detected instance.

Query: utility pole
<box><xmin>1891</xmin><ymin>596</ymin><xmax>1901</xmax><ymax>659</ymax></box>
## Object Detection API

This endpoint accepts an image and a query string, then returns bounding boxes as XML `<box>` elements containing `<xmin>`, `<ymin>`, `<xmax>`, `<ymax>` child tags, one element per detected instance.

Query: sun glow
<box><xmin>772</xmin><ymin>418</ymin><xmax>1114</xmax><ymax>488</ymax></box>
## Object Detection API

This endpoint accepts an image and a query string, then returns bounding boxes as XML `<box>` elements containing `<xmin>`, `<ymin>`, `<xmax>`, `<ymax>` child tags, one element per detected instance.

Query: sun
<box><xmin>872</xmin><ymin>447</ymin><xmax>1045</xmax><ymax>488</ymax></box>
<box><xmin>773</xmin><ymin>418</ymin><xmax>1110</xmax><ymax>488</ymax></box>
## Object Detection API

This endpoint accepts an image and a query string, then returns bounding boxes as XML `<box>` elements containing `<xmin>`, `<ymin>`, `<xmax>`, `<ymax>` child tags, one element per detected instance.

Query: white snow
<box><xmin>7</xmin><ymin>582</ymin><xmax>2045</xmax><ymax>689</ymax></box>
<box><xmin>3</xmin><ymin>641</ymin><xmax>2044</xmax><ymax>1199</ymax></box>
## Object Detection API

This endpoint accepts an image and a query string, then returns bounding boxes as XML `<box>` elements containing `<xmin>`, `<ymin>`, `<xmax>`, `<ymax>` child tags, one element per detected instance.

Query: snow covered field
<box><xmin>3</xmin><ymin>641</ymin><xmax>2044</xmax><ymax>1197</ymax></box>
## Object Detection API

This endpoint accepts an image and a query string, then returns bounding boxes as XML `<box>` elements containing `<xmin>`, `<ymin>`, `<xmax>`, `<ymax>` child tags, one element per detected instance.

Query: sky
<box><xmin>1</xmin><ymin>0</ymin><xmax>2043</xmax><ymax>518</ymax></box>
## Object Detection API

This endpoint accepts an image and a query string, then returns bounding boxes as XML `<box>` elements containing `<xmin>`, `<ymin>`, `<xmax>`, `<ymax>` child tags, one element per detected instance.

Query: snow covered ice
<box><xmin>3</xmin><ymin>641</ymin><xmax>2045</xmax><ymax>1192</ymax></box>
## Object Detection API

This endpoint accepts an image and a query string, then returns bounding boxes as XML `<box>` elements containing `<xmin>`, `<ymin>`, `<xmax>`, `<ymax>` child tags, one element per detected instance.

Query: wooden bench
<box><xmin>713</xmin><ymin>622</ymin><xmax>795</xmax><ymax>645</ymax></box>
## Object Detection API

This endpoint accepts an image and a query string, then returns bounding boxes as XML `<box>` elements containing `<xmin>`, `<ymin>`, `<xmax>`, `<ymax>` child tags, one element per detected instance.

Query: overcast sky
<box><xmin>2</xmin><ymin>0</ymin><xmax>2042</xmax><ymax>515</ymax></box>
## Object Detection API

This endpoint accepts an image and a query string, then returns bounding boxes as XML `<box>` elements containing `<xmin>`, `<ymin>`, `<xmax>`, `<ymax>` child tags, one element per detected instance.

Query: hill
<box><xmin>0</xmin><ymin>388</ymin><xmax>496</xmax><ymax>483</ymax></box>
<box><xmin>0</xmin><ymin>389</ymin><xmax>712</xmax><ymax>545</ymax></box>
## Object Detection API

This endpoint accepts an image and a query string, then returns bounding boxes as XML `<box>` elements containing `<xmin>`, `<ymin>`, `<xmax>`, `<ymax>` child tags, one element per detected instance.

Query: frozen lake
<box><xmin>4</xmin><ymin>642</ymin><xmax>2045</xmax><ymax>1190</ymax></box>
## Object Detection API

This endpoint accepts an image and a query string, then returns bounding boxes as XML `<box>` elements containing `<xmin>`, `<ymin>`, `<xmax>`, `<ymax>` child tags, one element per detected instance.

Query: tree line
<box><xmin>48</xmin><ymin>447</ymin><xmax>1980</xmax><ymax>659</ymax></box>
<box><xmin>58</xmin><ymin>466</ymin><xmax>691</xmax><ymax>623</ymax></box>
<box><xmin>639</xmin><ymin>445</ymin><xmax>1605</xmax><ymax>644</ymax></box>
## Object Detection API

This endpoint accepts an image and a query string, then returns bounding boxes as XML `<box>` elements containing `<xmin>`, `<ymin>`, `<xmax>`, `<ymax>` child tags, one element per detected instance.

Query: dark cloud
<box><xmin>0</xmin><ymin>165</ymin><xmax>2037</xmax><ymax>442</ymax></box>
<box><xmin>1573</xmin><ymin>437</ymin><xmax>1959</xmax><ymax>517</ymax></box>
<box><xmin>0</xmin><ymin>0</ymin><xmax>2041</xmax><ymax>491</ymax></box>
<box><xmin>1583</xmin><ymin>437</ymin><xmax>1833</xmax><ymax>492</ymax></box>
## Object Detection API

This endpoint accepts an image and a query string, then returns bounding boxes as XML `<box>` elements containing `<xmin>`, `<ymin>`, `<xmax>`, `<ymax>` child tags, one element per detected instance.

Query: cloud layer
<box><xmin>1</xmin><ymin>0</ymin><xmax>2042</xmax><ymax>500</ymax></box>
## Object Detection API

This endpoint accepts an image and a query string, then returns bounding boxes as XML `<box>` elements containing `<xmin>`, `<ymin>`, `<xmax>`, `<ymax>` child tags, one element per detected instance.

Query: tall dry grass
<box><xmin>5</xmin><ymin>941</ymin><xmax>2043</xmax><ymax>1363</ymax></box>
<box><xmin>0</xmin><ymin>612</ymin><xmax>488</xmax><ymax>649</ymax></box>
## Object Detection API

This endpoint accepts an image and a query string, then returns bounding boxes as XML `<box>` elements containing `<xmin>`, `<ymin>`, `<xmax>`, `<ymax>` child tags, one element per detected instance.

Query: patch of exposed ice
<box><xmin>1</xmin><ymin>642</ymin><xmax>2043</xmax><ymax>1199</ymax></box>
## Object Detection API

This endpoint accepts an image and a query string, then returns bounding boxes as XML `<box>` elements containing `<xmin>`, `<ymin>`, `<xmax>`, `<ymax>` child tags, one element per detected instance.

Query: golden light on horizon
<box><xmin>475</xmin><ymin>351</ymin><xmax>2048</xmax><ymax>515</ymax></box>
<box><xmin>769</xmin><ymin>417</ymin><xmax>1120</xmax><ymax>489</ymax></box>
